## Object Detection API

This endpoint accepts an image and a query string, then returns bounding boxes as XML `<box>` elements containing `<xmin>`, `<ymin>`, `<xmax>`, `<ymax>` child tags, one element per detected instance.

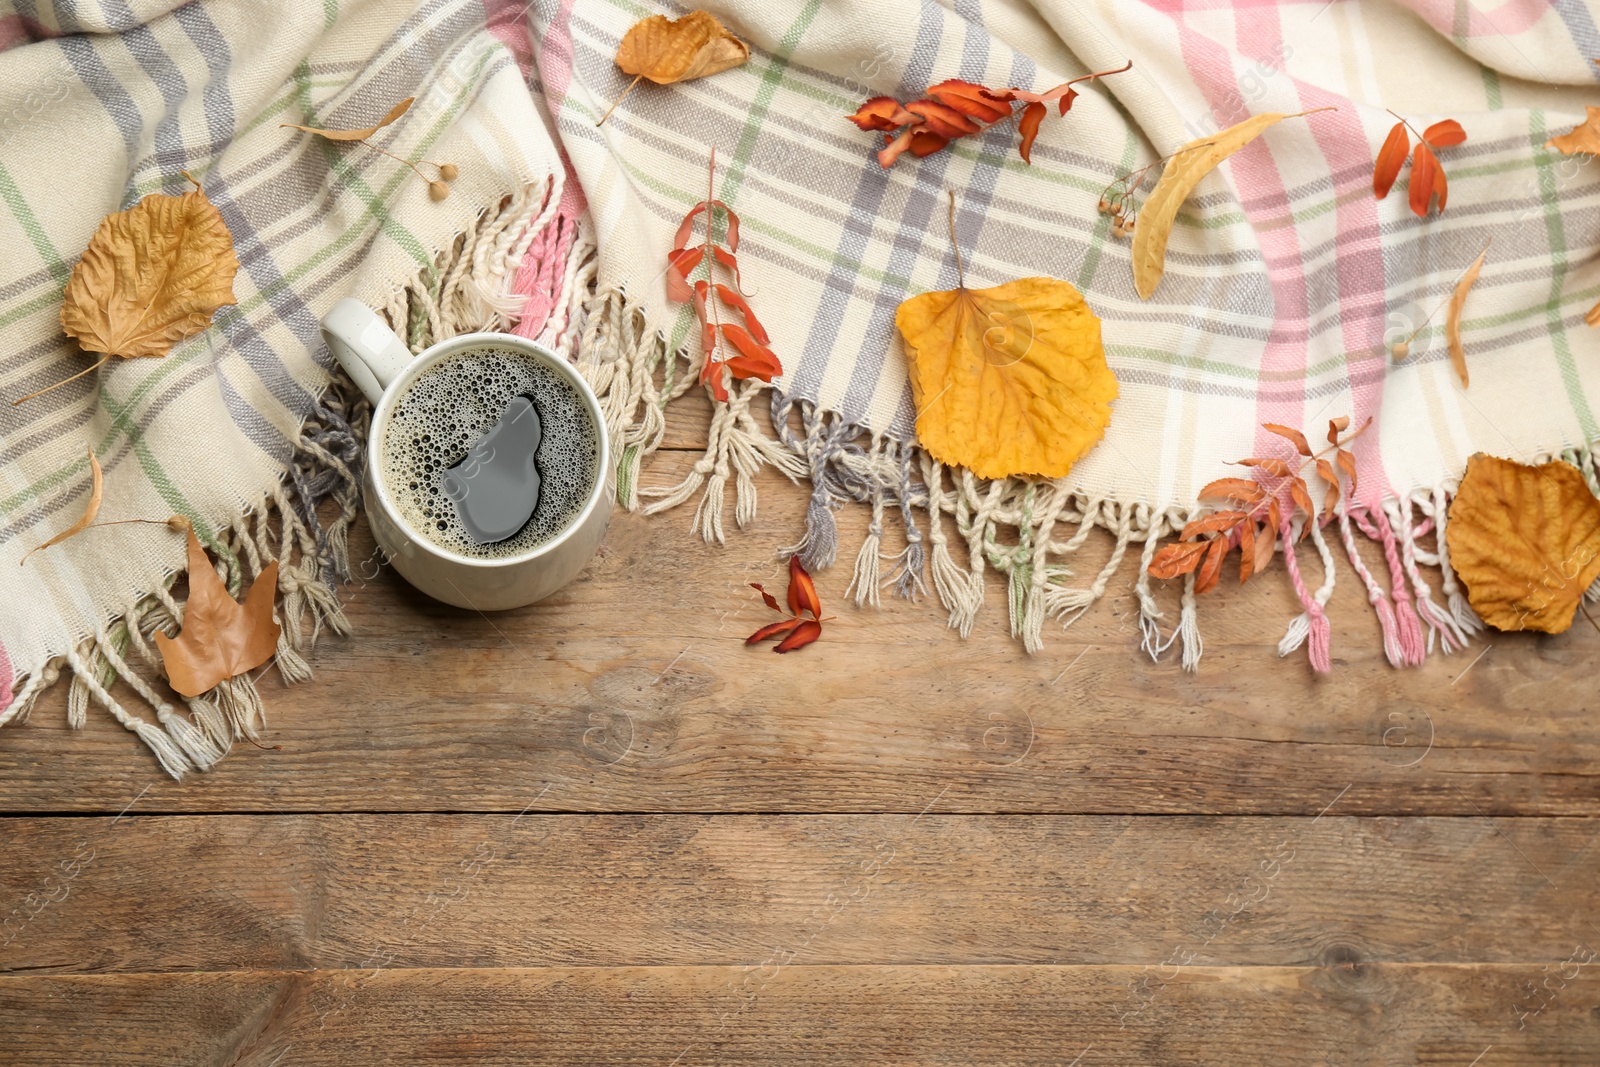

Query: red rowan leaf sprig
<box><xmin>1148</xmin><ymin>417</ymin><xmax>1371</xmax><ymax>593</ymax></box>
<box><xmin>847</xmin><ymin>62</ymin><xmax>1132</xmax><ymax>168</ymax></box>
<box><xmin>1373</xmin><ymin>111</ymin><xmax>1465</xmax><ymax>217</ymax></box>
<box><xmin>747</xmin><ymin>555</ymin><xmax>828</xmax><ymax>653</ymax></box>
<box><xmin>668</xmin><ymin>148</ymin><xmax>783</xmax><ymax>402</ymax></box>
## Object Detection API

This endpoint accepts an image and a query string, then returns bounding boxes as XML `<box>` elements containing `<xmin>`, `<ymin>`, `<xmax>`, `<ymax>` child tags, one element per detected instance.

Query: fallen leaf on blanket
<box><xmin>748</xmin><ymin>555</ymin><xmax>827</xmax><ymax>653</ymax></box>
<box><xmin>1545</xmin><ymin>105</ymin><xmax>1600</xmax><ymax>157</ymax></box>
<box><xmin>847</xmin><ymin>63</ymin><xmax>1132</xmax><ymax>168</ymax></box>
<box><xmin>895</xmin><ymin>194</ymin><xmax>1117</xmax><ymax>480</ymax></box>
<box><xmin>600</xmin><ymin>11</ymin><xmax>748</xmax><ymax>126</ymax></box>
<box><xmin>15</xmin><ymin>174</ymin><xmax>238</xmax><ymax>407</ymax></box>
<box><xmin>1129</xmin><ymin>108</ymin><xmax>1333</xmax><ymax>300</ymax></box>
<box><xmin>667</xmin><ymin>147</ymin><xmax>781</xmax><ymax>402</ymax></box>
<box><xmin>1445</xmin><ymin>453</ymin><xmax>1600</xmax><ymax>634</ymax></box>
<box><xmin>1372</xmin><ymin>111</ymin><xmax>1464</xmax><ymax>217</ymax></box>
<box><xmin>281</xmin><ymin>97</ymin><xmax>412</xmax><ymax>141</ymax></box>
<box><xmin>155</xmin><ymin>523</ymin><xmax>281</xmax><ymax>696</ymax></box>
<box><xmin>19</xmin><ymin>446</ymin><xmax>101</xmax><ymax>566</ymax></box>
<box><xmin>1148</xmin><ymin>417</ymin><xmax>1371</xmax><ymax>592</ymax></box>
<box><xmin>1444</xmin><ymin>245</ymin><xmax>1487</xmax><ymax>387</ymax></box>
<box><xmin>281</xmin><ymin>98</ymin><xmax>457</xmax><ymax>198</ymax></box>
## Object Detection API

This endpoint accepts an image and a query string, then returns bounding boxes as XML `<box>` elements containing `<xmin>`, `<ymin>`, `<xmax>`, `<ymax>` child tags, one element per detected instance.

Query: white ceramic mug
<box><xmin>320</xmin><ymin>298</ymin><xmax>612</xmax><ymax>611</ymax></box>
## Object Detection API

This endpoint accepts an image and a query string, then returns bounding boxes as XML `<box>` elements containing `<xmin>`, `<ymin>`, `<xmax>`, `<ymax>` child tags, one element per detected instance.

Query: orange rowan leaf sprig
<box><xmin>1373</xmin><ymin>111</ymin><xmax>1466</xmax><ymax>217</ymax></box>
<box><xmin>667</xmin><ymin>147</ymin><xmax>782</xmax><ymax>403</ymax></box>
<box><xmin>746</xmin><ymin>555</ymin><xmax>830</xmax><ymax>653</ymax></box>
<box><xmin>1148</xmin><ymin>417</ymin><xmax>1372</xmax><ymax>593</ymax></box>
<box><xmin>847</xmin><ymin>62</ymin><xmax>1132</xmax><ymax>169</ymax></box>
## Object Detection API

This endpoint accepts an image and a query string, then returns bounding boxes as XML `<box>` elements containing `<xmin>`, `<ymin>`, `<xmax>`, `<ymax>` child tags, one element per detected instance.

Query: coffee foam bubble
<box><xmin>381</xmin><ymin>347</ymin><xmax>599</xmax><ymax>559</ymax></box>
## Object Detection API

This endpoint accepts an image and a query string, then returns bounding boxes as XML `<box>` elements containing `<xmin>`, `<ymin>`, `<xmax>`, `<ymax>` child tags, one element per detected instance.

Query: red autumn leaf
<box><xmin>704</xmin><ymin>362</ymin><xmax>730</xmax><ymax>402</ymax></box>
<box><xmin>905</xmin><ymin>99</ymin><xmax>982</xmax><ymax>140</ymax></box>
<box><xmin>747</xmin><ymin>617</ymin><xmax>802</xmax><ymax>644</ymax></box>
<box><xmin>1237</xmin><ymin>518</ymin><xmax>1256</xmax><ymax>582</ymax></box>
<box><xmin>1253</xmin><ymin>520</ymin><xmax>1276</xmax><ymax>575</ymax></box>
<box><xmin>910</xmin><ymin>130</ymin><xmax>948</xmax><ymax>157</ymax></box>
<box><xmin>926</xmin><ymin>79</ymin><xmax>1012</xmax><ymax>123</ymax></box>
<box><xmin>714</xmin><ymin>283</ymin><xmax>769</xmax><ymax>344</ymax></box>
<box><xmin>1288</xmin><ymin>476</ymin><xmax>1317</xmax><ymax>534</ymax></box>
<box><xmin>750</xmin><ymin>582</ymin><xmax>782</xmax><ymax>613</ymax></box>
<box><xmin>1018</xmin><ymin>101</ymin><xmax>1047</xmax><ymax>165</ymax></box>
<box><xmin>1326</xmin><ymin>415</ymin><xmax>1349</xmax><ymax>444</ymax></box>
<box><xmin>1179</xmin><ymin>510</ymin><xmax>1247</xmax><ymax>541</ymax></box>
<box><xmin>1315</xmin><ymin>458</ymin><xmax>1341</xmax><ymax>518</ymax></box>
<box><xmin>1373</xmin><ymin>122</ymin><xmax>1408</xmax><ymax>199</ymax></box>
<box><xmin>1336</xmin><ymin>447</ymin><xmax>1358</xmax><ymax>494</ymax></box>
<box><xmin>1237</xmin><ymin>457</ymin><xmax>1293</xmax><ymax>478</ymax></box>
<box><xmin>774</xmin><ymin>619</ymin><xmax>823</xmax><ymax>653</ymax></box>
<box><xmin>1263</xmin><ymin>422</ymin><xmax>1312</xmax><ymax>457</ymax></box>
<box><xmin>721</xmin><ymin>325</ymin><xmax>782</xmax><ymax>381</ymax></box>
<box><xmin>1148</xmin><ymin>539</ymin><xmax>1209</xmax><ymax>579</ymax></box>
<box><xmin>666</xmin><ymin>246</ymin><xmax>704</xmax><ymax>301</ymax></box>
<box><xmin>788</xmin><ymin>553</ymin><xmax>821</xmax><ymax>618</ymax></box>
<box><xmin>1195</xmin><ymin>535</ymin><xmax>1227</xmax><ymax>594</ymax></box>
<box><xmin>1267</xmin><ymin>498</ymin><xmax>1282</xmax><ymax>537</ymax></box>
<box><xmin>674</xmin><ymin>198</ymin><xmax>740</xmax><ymax>252</ymax></box>
<box><xmin>1422</xmin><ymin>118</ymin><xmax>1466</xmax><ymax>147</ymax></box>
<box><xmin>1409</xmin><ymin>142</ymin><xmax>1445</xmax><ymax>216</ymax></box>
<box><xmin>1199</xmin><ymin>477</ymin><xmax>1266</xmax><ymax>504</ymax></box>
<box><xmin>848</xmin><ymin>96</ymin><xmax>916</xmax><ymax>131</ymax></box>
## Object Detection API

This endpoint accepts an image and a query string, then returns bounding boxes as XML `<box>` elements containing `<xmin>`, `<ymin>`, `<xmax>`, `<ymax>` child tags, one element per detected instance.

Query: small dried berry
<box><xmin>429</xmin><ymin>180</ymin><xmax>450</xmax><ymax>201</ymax></box>
<box><xmin>438</xmin><ymin>163</ymin><xmax>459</xmax><ymax>182</ymax></box>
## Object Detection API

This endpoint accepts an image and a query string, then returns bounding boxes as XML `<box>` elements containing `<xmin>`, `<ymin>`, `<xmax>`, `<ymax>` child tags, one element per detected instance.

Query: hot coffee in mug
<box><xmin>321</xmin><ymin>299</ymin><xmax>612</xmax><ymax>611</ymax></box>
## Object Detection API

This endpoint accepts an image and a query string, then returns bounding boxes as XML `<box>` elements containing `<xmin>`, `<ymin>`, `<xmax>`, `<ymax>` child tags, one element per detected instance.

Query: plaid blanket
<box><xmin>532</xmin><ymin>0</ymin><xmax>1600</xmax><ymax>663</ymax></box>
<box><xmin>0</xmin><ymin>0</ymin><xmax>565</xmax><ymax>774</ymax></box>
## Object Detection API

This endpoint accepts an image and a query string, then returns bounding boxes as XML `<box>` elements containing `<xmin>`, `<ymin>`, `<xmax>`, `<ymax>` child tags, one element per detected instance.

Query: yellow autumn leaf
<box><xmin>60</xmin><ymin>177</ymin><xmax>237</xmax><ymax>361</ymax></box>
<box><xmin>20</xmin><ymin>446</ymin><xmax>101</xmax><ymax>566</ymax></box>
<box><xmin>896</xmin><ymin>276</ymin><xmax>1118</xmax><ymax>480</ymax></box>
<box><xmin>1545</xmin><ymin>105</ymin><xmax>1600</xmax><ymax>156</ymax></box>
<box><xmin>1445</xmin><ymin>453</ymin><xmax>1600</xmax><ymax>634</ymax></box>
<box><xmin>600</xmin><ymin>11</ymin><xmax>749</xmax><ymax>125</ymax></box>
<box><xmin>281</xmin><ymin>96</ymin><xmax>413</xmax><ymax>141</ymax></box>
<box><xmin>1131</xmin><ymin>109</ymin><xmax>1330</xmax><ymax>300</ymax></box>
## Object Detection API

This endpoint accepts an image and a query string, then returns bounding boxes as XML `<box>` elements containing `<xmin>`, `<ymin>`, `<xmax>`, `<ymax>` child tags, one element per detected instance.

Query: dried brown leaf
<box><xmin>154</xmin><ymin>524</ymin><xmax>281</xmax><ymax>696</ymax></box>
<box><xmin>1195</xmin><ymin>535</ymin><xmax>1227</xmax><ymax>593</ymax></box>
<box><xmin>1198</xmin><ymin>477</ymin><xmax>1266</xmax><ymax>504</ymax></box>
<box><xmin>1148</xmin><ymin>539</ymin><xmax>1209</xmax><ymax>580</ymax></box>
<box><xmin>20</xmin><ymin>446</ymin><xmax>101</xmax><ymax>566</ymax></box>
<box><xmin>1446</xmin><ymin>246</ymin><xmax>1488</xmax><ymax>388</ymax></box>
<box><xmin>281</xmin><ymin>97</ymin><xmax>412</xmax><ymax>141</ymax></box>
<box><xmin>1264</xmin><ymin>422</ymin><xmax>1312</xmax><ymax>457</ymax></box>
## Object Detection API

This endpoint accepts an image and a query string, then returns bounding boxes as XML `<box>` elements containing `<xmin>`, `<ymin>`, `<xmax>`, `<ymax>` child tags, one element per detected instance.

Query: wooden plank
<box><xmin>3</xmin><ymin>814</ymin><xmax>1597</xmax><ymax>975</ymax></box>
<box><xmin>1</xmin><ymin>451</ymin><xmax>1595</xmax><ymax>815</ymax></box>
<box><xmin>2</xmin><ymin>962</ymin><xmax>1596</xmax><ymax>1065</ymax></box>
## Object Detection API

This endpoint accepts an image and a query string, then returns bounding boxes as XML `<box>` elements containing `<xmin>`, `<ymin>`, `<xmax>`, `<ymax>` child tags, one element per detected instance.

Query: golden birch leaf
<box><xmin>154</xmin><ymin>524</ymin><xmax>281</xmax><ymax>697</ymax></box>
<box><xmin>895</xmin><ymin>276</ymin><xmax>1118</xmax><ymax>480</ymax></box>
<box><xmin>1545</xmin><ymin>106</ymin><xmax>1600</xmax><ymax>156</ymax></box>
<box><xmin>1132</xmin><ymin>111</ymin><xmax>1326</xmax><ymax>300</ymax></box>
<box><xmin>616</xmin><ymin>11</ymin><xmax>748</xmax><ymax>85</ymax></box>
<box><xmin>1445</xmin><ymin>453</ymin><xmax>1600</xmax><ymax>634</ymax></box>
<box><xmin>281</xmin><ymin>97</ymin><xmax>413</xmax><ymax>141</ymax></box>
<box><xmin>60</xmin><ymin>181</ymin><xmax>239</xmax><ymax>361</ymax></box>
<box><xmin>20</xmin><ymin>446</ymin><xmax>101</xmax><ymax>566</ymax></box>
<box><xmin>1445</xmin><ymin>246</ymin><xmax>1487</xmax><ymax>388</ymax></box>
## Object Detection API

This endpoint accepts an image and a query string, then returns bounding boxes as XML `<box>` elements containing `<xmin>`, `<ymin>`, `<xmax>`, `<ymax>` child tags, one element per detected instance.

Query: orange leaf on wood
<box><xmin>154</xmin><ymin>525</ymin><xmax>280</xmax><ymax>697</ymax></box>
<box><xmin>774</xmin><ymin>619</ymin><xmax>823</xmax><ymax>653</ymax></box>
<box><xmin>1148</xmin><ymin>539</ymin><xmax>1209</xmax><ymax>579</ymax></box>
<box><xmin>747</xmin><ymin>618</ymin><xmax>802</xmax><ymax>645</ymax></box>
<box><xmin>787</xmin><ymin>554</ymin><xmax>821</xmax><ymax>618</ymax></box>
<box><xmin>1195</xmin><ymin>536</ymin><xmax>1227</xmax><ymax>594</ymax></box>
<box><xmin>1445</xmin><ymin>454</ymin><xmax>1600</xmax><ymax>634</ymax></box>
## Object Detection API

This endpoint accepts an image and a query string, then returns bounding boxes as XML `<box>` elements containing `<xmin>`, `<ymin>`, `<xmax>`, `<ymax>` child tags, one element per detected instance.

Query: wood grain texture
<box><xmin>2</xmin><ymin>450</ymin><xmax>1596</xmax><ymax>815</ymax></box>
<box><xmin>1</xmin><ymin>814</ymin><xmax>1597</xmax><ymax>976</ymax></box>
<box><xmin>3</xmin><ymin>963</ymin><xmax>1597</xmax><ymax>1065</ymax></box>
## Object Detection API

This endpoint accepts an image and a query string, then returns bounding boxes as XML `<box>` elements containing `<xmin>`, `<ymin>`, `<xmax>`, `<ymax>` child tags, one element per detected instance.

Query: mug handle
<box><xmin>321</xmin><ymin>298</ymin><xmax>416</xmax><ymax>406</ymax></box>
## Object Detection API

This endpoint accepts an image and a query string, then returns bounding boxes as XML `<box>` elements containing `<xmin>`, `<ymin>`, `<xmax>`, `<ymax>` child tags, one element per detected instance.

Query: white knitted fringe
<box><xmin>0</xmin><ymin>179</ymin><xmax>559</xmax><ymax>776</ymax></box>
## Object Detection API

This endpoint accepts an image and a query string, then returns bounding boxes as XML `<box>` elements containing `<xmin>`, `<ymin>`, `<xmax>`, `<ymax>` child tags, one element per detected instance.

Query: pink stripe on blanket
<box><xmin>0</xmin><ymin>637</ymin><xmax>13</xmax><ymax>710</ymax></box>
<box><xmin>482</xmin><ymin>0</ymin><xmax>533</xmax><ymax>80</ymax></box>
<box><xmin>1386</xmin><ymin>0</ymin><xmax>1552</xmax><ymax>38</ymax></box>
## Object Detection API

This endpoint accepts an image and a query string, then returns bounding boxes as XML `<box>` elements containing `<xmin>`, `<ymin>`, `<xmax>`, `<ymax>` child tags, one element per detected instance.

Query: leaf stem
<box><xmin>1391</xmin><ymin>238</ymin><xmax>1493</xmax><ymax>358</ymax></box>
<box><xmin>12</xmin><ymin>355</ymin><xmax>111</xmax><ymax>406</ymax></box>
<box><xmin>597</xmin><ymin>74</ymin><xmax>643</xmax><ymax>127</ymax></box>
<box><xmin>357</xmin><ymin>140</ymin><xmax>436</xmax><ymax>185</ymax></box>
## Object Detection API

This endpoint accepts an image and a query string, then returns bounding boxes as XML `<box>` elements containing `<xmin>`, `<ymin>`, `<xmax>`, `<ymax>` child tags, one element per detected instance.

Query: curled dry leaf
<box><xmin>1545</xmin><ymin>105</ymin><xmax>1600</xmax><ymax>157</ymax></box>
<box><xmin>1445</xmin><ymin>453</ymin><xmax>1600</xmax><ymax>634</ymax></box>
<box><xmin>1446</xmin><ymin>246</ymin><xmax>1488</xmax><ymax>388</ymax></box>
<box><xmin>895</xmin><ymin>194</ymin><xmax>1117</xmax><ymax>480</ymax></box>
<box><xmin>20</xmin><ymin>446</ymin><xmax>101</xmax><ymax>566</ymax></box>
<box><xmin>19</xmin><ymin>176</ymin><xmax>239</xmax><ymax>406</ymax></box>
<box><xmin>746</xmin><ymin>555</ymin><xmax>826</xmax><ymax>653</ymax></box>
<box><xmin>601</xmin><ymin>11</ymin><xmax>748</xmax><ymax>125</ymax></box>
<box><xmin>1131</xmin><ymin>110</ymin><xmax>1330</xmax><ymax>300</ymax></box>
<box><xmin>281</xmin><ymin>97</ymin><xmax>412</xmax><ymax>141</ymax></box>
<box><xmin>154</xmin><ymin>524</ymin><xmax>281</xmax><ymax>696</ymax></box>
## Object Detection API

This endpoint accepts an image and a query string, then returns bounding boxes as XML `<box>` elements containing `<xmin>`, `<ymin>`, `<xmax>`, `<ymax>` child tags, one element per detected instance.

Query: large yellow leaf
<box><xmin>60</xmin><ymin>181</ymin><xmax>239</xmax><ymax>361</ymax></box>
<box><xmin>1445</xmin><ymin>453</ymin><xmax>1600</xmax><ymax>634</ymax></box>
<box><xmin>895</xmin><ymin>276</ymin><xmax>1118</xmax><ymax>480</ymax></box>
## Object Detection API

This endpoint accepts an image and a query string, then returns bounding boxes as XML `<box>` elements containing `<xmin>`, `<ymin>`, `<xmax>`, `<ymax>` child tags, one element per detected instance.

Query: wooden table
<box><xmin>4</xmin><ymin>402</ymin><xmax>1599</xmax><ymax>1064</ymax></box>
